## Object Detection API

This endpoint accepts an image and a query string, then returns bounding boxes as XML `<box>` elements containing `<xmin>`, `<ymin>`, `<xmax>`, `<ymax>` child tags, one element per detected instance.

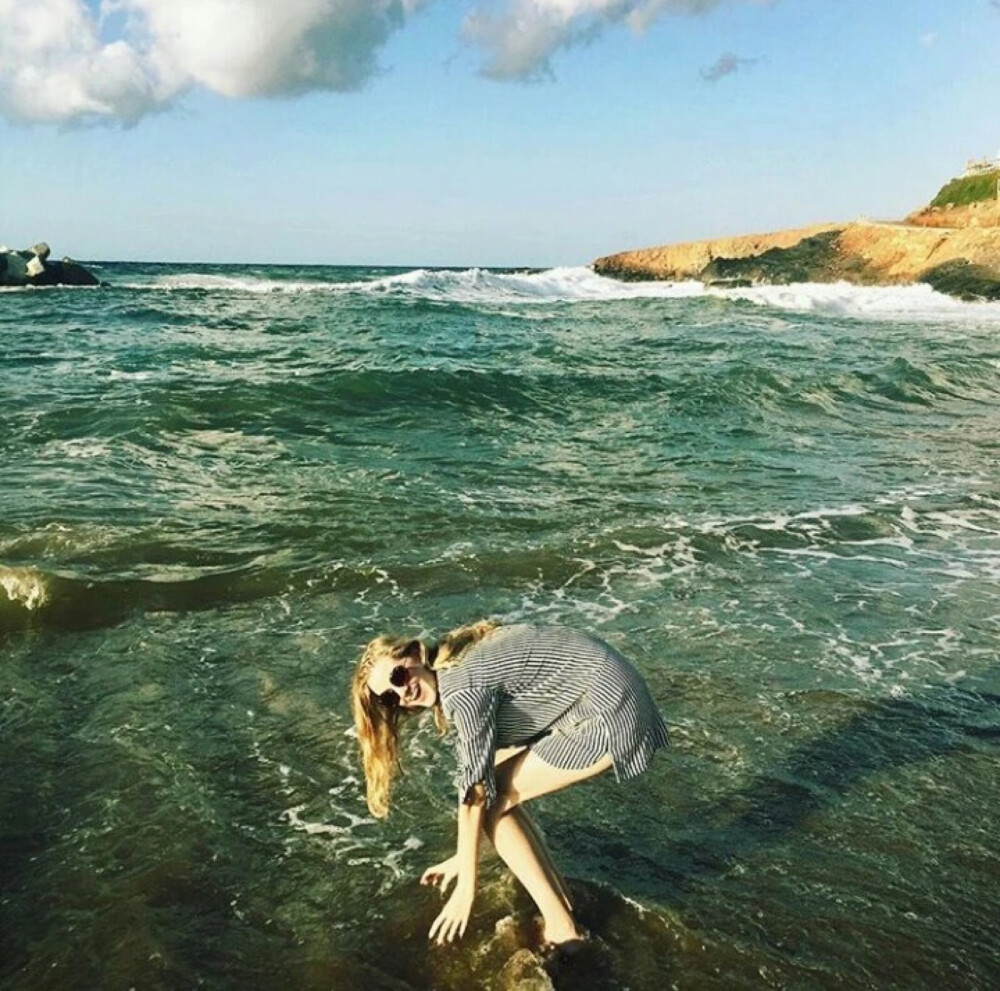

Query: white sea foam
<box><xmin>0</xmin><ymin>567</ymin><xmax>49</xmax><ymax>610</ymax></box>
<box><xmin>362</xmin><ymin>265</ymin><xmax>706</xmax><ymax>303</ymax></box>
<box><xmin>128</xmin><ymin>265</ymin><xmax>704</xmax><ymax>301</ymax></box>
<box><xmin>124</xmin><ymin>265</ymin><xmax>1000</xmax><ymax>321</ymax></box>
<box><xmin>128</xmin><ymin>273</ymin><xmax>330</xmax><ymax>293</ymax></box>
<box><xmin>714</xmin><ymin>279</ymin><xmax>1000</xmax><ymax>323</ymax></box>
<box><xmin>503</xmin><ymin>489</ymin><xmax>999</xmax><ymax>691</ymax></box>
<box><xmin>0</xmin><ymin>284</ymin><xmax>99</xmax><ymax>293</ymax></box>
<box><xmin>44</xmin><ymin>438</ymin><xmax>112</xmax><ymax>460</ymax></box>
<box><xmin>108</xmin><ymin>369</ymin><xmax>157</xmax><ymax>382</ymax></box>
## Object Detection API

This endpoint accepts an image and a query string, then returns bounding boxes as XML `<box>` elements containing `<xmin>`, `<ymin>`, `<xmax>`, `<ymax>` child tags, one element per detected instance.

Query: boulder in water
<box><xmin>31</xmin><ymin>258</ymin><xmax>101</xmax><ymax>287</ymax></box>
<box><xmin>0</xmin><ymin>242</ymin><xmax>100</xmax><ymax>287</ymax></box>
<box><xmin>0</xmin><ymin>250</ymin><xmax>28</xmax><ymax>285</ymax></box>
<box><xmin>497</xmin><ymin>948</ymin><xmax>555</xmax><ymax>991</ymax></box>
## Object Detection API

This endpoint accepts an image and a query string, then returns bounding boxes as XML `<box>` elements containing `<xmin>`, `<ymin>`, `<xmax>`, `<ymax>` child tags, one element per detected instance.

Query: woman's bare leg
<box><xmin>485</xmin><ymin>751</ymin><xmax>612</xmax><ymax>945</ymax></box>
<box><xmin>486</xmin><ymin>810</ymin><xmax>577</xmax><ymax>942</ymax></box>
<box><xmin>493</xmin><ymin>748</ymin><xmax>572</xmax><ymax>914</ymax></box>
<box><xmin>515</xmin><ymin>807</ymin><xmax>573</xmax><ymax>914</ymax></box>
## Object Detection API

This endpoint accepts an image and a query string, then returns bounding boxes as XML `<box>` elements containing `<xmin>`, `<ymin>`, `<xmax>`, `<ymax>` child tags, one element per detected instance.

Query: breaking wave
<box><xmin>116</xmin><ymin>265</ymin><xmax>1000</xmax><ymax>321</ymax></box>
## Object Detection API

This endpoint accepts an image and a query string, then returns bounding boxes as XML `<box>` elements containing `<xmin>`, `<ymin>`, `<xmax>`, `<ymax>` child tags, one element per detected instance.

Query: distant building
<box><xmin>964</xmin><ymin>155</ymin><xmax>1000</xmax><ymax>176</ymax></box>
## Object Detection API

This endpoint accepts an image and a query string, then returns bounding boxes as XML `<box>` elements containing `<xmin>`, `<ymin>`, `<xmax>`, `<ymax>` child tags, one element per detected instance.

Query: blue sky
<box><xmin>1</xmin><ymin>0</ymin><xmax>998</xmax><ymax>266</ymax></box>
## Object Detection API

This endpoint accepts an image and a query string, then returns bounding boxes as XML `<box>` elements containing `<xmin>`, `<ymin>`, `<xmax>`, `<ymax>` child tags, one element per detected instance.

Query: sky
<box><xmin>0</xmin><ymin>0</ymin><xmax>998</xmax><ymax>267</ymax></box>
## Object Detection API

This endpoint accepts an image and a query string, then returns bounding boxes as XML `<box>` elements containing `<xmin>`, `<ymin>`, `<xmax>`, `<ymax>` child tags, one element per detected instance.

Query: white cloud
<box><xmin>463</xmin><ymin>0</ymin><xmax>740</xmax><ymax>81</ymax></box>
<box><xmin>0</xmin><ymin>0</ymin><xmax>768</xmax><ymax>125</ymax></box>
<box><xmin>130</xmin><ymin>0</ymin><xmax>421</xmax><ymax>99</ymax></box>
<box><xmin>462</xmin><ymin>1</ymin><xmax>629</xmax><ymax>81</ymax></box>
<box><xmin>0</xmin><ymin>0</ymin><xmax>424</xmax><ymax>125</ymax></box>
<box><xmin>0</xmin><ymin>0</ymin><xmax>162</xmax><ymax>123</ymax></box>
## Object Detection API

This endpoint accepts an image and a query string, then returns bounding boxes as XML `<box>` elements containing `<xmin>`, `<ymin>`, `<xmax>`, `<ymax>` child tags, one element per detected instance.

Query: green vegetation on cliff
<box><xmin>930</xmin><ymin>171</ymin><xmax>999</xmax><ymax>208</ymax></box>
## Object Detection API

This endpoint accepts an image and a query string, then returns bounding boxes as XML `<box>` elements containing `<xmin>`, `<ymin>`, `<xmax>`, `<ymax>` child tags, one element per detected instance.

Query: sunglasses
<box><xmin>375</xmin><ymin>664</ymin><xmax>410</xmax><ymax>709</ymax></box>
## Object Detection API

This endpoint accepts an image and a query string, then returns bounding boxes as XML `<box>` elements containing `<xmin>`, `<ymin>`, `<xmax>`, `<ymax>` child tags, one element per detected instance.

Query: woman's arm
<box><xmin>428</xmin><ymin>787</ymin><xmax>486</xmax><ymax>944</ymax></box>
<box><xmin>425</xmin><ymin>687</ymin><xmax>499</xmax><ymax>942</ymax></box>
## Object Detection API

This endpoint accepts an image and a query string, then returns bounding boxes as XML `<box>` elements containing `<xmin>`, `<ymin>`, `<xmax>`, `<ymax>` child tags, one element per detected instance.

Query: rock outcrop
<box><xmin>905</xmin><ymin>199</ymin><xmax>1000</xmax><ymax>229</ymax></box>
<box><xmin>0</xmin><ymin>242</ymin><xmax>101</xmax><ymax>287</ymax></box>
<box><xmin>594</xmin><ymin>175</ymin><xmax>1000</xmax><ymax>301</ymax></box>
<box><xmin>593</xmin><ymin>220</ymin><xmax>1000</xmax><ymax>301</ymax></box>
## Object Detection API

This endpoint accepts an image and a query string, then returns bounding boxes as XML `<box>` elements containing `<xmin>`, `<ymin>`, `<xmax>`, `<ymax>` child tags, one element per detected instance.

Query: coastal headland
<box><xmin>594</xmin><ymin>166</ymin><xmax>1000</xmax><ymax>301</ymax></box>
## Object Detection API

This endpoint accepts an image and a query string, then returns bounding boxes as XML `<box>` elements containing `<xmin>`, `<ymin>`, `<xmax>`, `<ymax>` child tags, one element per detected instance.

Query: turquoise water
<box><xmin>2</xmin><ymin>263</ymin><xmax>999</xmax><ymax>990</ymax></box>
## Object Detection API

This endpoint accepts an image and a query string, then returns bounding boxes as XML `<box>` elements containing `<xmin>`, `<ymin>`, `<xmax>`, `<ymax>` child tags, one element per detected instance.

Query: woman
<box><xmin>351</xmin><ymin>620</ymin><xmax>669</xmax><ymax>949</ymax></box>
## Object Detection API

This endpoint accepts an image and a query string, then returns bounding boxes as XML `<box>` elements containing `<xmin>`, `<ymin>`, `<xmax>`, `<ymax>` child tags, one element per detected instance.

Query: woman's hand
<box><xmin>420</xmin><ymin>856</ymin><xmax>459</xmax><ymax>896</ymax></box>
<box><xmin>427</xmin><ymin>878</ymin><xmax>475</xmax><ymax>944</ymax></box>
<box><xmin>426</xmin><ymin>790</ymin><xmax>485</xmax><ymax>943</ymax></box>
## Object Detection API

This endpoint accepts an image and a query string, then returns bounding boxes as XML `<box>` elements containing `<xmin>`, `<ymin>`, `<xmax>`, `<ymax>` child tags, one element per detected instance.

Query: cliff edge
<box><xmin>593</xmin><ymin>170</ymin><xmax>1000</xmax><ymax>301</ymax></box>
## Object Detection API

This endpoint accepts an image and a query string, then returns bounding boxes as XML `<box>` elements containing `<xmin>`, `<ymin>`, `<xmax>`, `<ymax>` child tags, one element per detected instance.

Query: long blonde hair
<box><xmin>351</xmin><ymin>619</ymin><xmax>499</xmax><ymax>818</ymax></box>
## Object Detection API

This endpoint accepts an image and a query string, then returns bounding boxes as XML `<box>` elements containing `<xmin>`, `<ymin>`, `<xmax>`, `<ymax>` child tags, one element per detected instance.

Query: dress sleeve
<box><xmin>447</xmin><ymin>687</ymin><xmax>499</xmax><ymax>808</ymax></box>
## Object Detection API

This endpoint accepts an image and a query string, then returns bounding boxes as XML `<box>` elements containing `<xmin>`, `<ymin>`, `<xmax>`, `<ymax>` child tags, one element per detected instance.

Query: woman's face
<box><xmin>366</xmin><ymin>649</ymin><xmax>438</xmax><ymax>711</ymax></box>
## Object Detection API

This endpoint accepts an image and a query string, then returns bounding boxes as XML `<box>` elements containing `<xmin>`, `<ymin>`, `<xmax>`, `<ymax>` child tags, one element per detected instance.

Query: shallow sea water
<box><xmin>2</xmin><ymin>264</ymin><xmax>999</xmax><ymax>989</ymax></box>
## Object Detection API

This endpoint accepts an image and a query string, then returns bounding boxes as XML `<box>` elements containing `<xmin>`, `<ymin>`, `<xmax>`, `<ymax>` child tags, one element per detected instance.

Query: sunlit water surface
<box><xmin>2</xmin><ymin>264</ymin><xmax>999</xmax><ymax>990</ymax></box>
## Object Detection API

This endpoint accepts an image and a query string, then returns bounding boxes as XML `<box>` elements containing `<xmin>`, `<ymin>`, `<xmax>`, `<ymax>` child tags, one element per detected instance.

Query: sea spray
<box><xmin>95</xmin><ymin>263</ymin><xmax>1000</xmax><ymax>322</ymax></box>
<box><xmin>0</xmin><ymin>566</ymin><xmax>49</xmax><ymax>611</ymax></box>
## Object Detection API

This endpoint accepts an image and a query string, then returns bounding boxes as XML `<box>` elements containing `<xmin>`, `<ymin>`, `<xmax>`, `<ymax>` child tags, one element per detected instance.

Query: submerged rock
<box><xmin>0</xmin><ymin>242</ymin><xmax>100</xmax><ymax>287</ymax></box>
<box><xmin>920</xmin><ymin>258</ymin><xmax>1000</xmax><ymax>301</ymax></box>
<box><xmin>497</xmin><ymin>948</ymin><xmax>555</xmax><ymax>991</ymax></box>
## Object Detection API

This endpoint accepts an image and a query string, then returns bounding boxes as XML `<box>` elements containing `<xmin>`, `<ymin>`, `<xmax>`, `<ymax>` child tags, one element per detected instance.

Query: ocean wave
<box><xmin>0</xmin><ymin>284</ymin><xmax>100</xmax><ymax>294</ymax></box>
<box><xmin>124</xmin><ymin>272</ymin><xmax>333</xmax><ymax>294</ymax></box>
<box><xmin>3</xmin><ymin>491</ymin><xmax>996</xmax><ymax>653</ymax></box>
<box><xmin>107</xmin><ymin>265</ymin><xmax>1000</xmax><ymax>321</ymax></box>
<box><xmin>379</xmin><ymin>492</ymin><xmax>1000</xmax><ymax>598</ymax></box>
<box><xmin>121</xmin><ymin>265</ymin><xmax>703</xmax><ymax>302</ymax></box>
<box><xmin>355</xmin><ymin>265</ymin><xmax>705</xmax><ymax>303</ymax></box>
<box><xmin>199</xmin><ymin>355</ymin><xmax>996</xmax><ymax>423</ymax></box>
<box><xmin>0</xmin><ymin>562</ymin><xmax>298</xmax><ymax>635</ymax></box>
<box><xmin>716</xmin><ymin>280</ymin><xmax>1000</xmax><ymax>323</ymax></box>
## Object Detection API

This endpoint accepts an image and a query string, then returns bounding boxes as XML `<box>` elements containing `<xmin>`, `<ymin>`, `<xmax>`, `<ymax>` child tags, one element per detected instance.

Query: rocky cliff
<box><xmin>593</xmin><ymin>192</ymin><xmax>1000</xmax><ymax>301</ymax></box>
<box><xmin>905</xmin><ymin>199</ymin><xmax>1000</xmax><ymax>229</ymax></box>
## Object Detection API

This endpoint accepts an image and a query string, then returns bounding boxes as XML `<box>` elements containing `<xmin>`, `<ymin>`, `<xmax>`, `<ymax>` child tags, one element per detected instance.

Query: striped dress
<box><xmin>435</xmin><ymin>624</ymin><xmax>669</xmax><ymax>807</ymax></box>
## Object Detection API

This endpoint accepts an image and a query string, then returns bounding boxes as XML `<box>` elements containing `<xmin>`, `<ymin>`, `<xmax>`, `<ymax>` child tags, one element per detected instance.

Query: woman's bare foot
<box><xmin>540</xmin><ymin>921</ymin><xmax>586</xmax><ymax>949</ymax></box>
